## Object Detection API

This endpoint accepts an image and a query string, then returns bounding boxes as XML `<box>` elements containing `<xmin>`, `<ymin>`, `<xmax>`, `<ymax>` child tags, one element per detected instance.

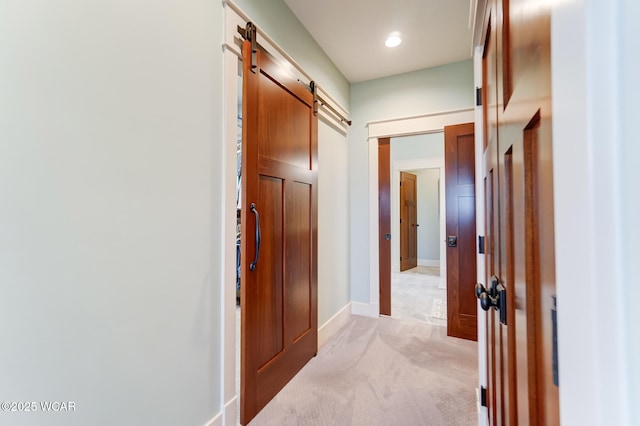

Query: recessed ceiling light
<box><xmin>385</xmin><ymin>33</ymin><xmax>402</xmax><ymax>48</ymax></box>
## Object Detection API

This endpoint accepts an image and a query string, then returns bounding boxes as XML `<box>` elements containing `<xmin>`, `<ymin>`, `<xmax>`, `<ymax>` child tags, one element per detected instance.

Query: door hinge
<box><xmin>476</xmin><ymin>87</ymin><xmax>483</xmax><ymax>106</ymax></box>
<box><xmin>478</xmin><ymin>236</ymin><xmax>485</xmax><ymax>254</ymax></box>
<box><xmin>400</xmin><ymin>181</ymin><xmax>402</xmax><ymax>186</ymax></box>
<box><xmin>400</xmin><ymin>256</ymin><xmax>403</xmax><ymax>261</ymax></box>
<box><xmin>400</xmin><ymin>219</ymin><xmax>402</xmax><ymax>224</ymax></box>
<box><xmin>552</xmin><ymin>295</ymin><xmax>559</xmax><ymax>387</ymax></box>
<box><xmin>480</xmin><ymin>386</ymin><xmax>487</xmax><ymax>407</ymax></box>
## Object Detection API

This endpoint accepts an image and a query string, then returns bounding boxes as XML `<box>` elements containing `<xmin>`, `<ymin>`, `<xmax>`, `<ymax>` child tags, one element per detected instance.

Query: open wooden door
<box><xmin>444</xmin><ymin>123</ymin><xmax>477</xmax><ymax>341</ymax></box>
<box><xmin>481</xmin><ymin>18</ymin><xmax>511</xmax><ymax>422</ymax></box>
<box><xmin>240</xmin><ymin>35</ymin><xmax>318</xmax><ymax>425</ymax></box>
<box><xmin>478</xmin><ymin>0</ymin><xmax>559</xmax><ymax>423</ymax></box>
<box><xmin>378</xmin><ymin>138</ymin><xmax>392</xmax><ymax>316</ymax></box>
<box><xmin>400</xmin><ymin>171</ymin><xmax>418</xmax><ymax>271</ymax></box>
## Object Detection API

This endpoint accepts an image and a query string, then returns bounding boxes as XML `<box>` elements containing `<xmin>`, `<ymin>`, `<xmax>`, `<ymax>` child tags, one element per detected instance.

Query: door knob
<box><xmin>475</xmin><ymin>283</ymin><xmax>495</xmax><ymax>311</ymax></box>
<box><xmin>475</xmin><ymin>276</ymin><xmax>507</xmax><ymax>324</ymax></box>
<box><xmin>447</xmin><ymin>236</ymin><xmax>457</xmax><ymax>247</ymax></box>
<box><xmin>384</xmin><ymin>233</ymin><xmax>391</xmax><ymax>241</ymax></box>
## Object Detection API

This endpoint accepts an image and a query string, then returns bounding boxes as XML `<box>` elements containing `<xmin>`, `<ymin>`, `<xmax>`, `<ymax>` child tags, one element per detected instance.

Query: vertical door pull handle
<box><xmin>249</xmin><ymin>203</ymin><xmax>261</xmax><ymax>271</ymax></box>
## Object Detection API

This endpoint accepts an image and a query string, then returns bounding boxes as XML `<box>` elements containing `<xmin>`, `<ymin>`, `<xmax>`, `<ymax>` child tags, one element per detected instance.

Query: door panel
<box><xmin>400</xmin><ymin>171</ymin><xmax>418</xmax><ymax>271</ymax></box>
<box><xmin>241</xmin><ymin>40</ymin><xmax>318</xmax><ymax>425</ymax></box>
<box><xmin>286</xmin><ymin>181</ymin><xmax>312</xmax><ymax>339</ymax></box>
<box><xmin>458</xmin><ymin>194</ymin><xmax>478</xmax><ymax>317</ymax></box>
<box><xmin>445</xmin><ymin>122</ymin><xmax>477</xmax><ymax>341</ymax></box>
<box><xmin>255</xmin><ymin>175</ymin><xmax>284</xmax><ymax>367</ymax></box>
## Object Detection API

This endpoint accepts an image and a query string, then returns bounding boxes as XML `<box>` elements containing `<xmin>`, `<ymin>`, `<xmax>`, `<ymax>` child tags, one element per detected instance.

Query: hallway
<box><xmin>247</xmin><ymin>315</ymin><xmax>477</xmax><ymax>425</ymax></box>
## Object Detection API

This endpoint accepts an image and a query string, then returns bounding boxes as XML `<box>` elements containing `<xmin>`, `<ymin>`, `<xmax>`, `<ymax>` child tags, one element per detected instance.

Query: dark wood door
<box><xmin>482</xmin><ymin>18</ymin><xmax>511</xmax><ymax>425</ymax></box>
<box><xmin>400</xmin><ymin>171</ymin><xmax>418</xmax><ymax>271</ymax></box>
<box><xmin>378</xmin><ymin>138</ymin><xmax>391</xmax><ymax>316</ymax></box>
<box><xmin>480</xmin><ymin>0</ymin><xmax>559</xmax><ymax>423</ymax></box>
<box><xmin>240</xmin><ymin>40</ymin><xmax>318</xmax><ymax>425</ymax></box>
<box><xmin>444</xmin><ymin>123</ymin><xmax>478</xmax><ymax>342</ymax></box>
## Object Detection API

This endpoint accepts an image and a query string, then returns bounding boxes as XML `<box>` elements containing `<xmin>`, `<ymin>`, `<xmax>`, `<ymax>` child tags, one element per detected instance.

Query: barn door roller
<box><xmin>238</xmin><ymin>22</ymin><xmax>258</xmax><ymax>73</ymax></box>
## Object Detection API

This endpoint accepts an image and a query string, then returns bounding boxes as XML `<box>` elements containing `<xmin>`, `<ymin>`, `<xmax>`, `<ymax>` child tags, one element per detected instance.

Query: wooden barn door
<box><xmin>240</xmin><ymin>34</ymin><xmax>318</xmax><ymax>425</ymax></box>
<box><xmin>478</xmin><ymin>0</ymin><xmax>559</xmax><ymax>424</ymax></box>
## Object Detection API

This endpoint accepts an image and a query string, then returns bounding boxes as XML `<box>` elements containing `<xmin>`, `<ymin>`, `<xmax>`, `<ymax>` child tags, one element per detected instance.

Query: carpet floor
<box><xmin>392</xmin><ymin>266</ymin><xmax>447</xmax><ymax>327</ymax></box>
<box><xmin>248</xmin><ymin>315</ymin><xmax>478</xmax><ymax>426</ymax></box>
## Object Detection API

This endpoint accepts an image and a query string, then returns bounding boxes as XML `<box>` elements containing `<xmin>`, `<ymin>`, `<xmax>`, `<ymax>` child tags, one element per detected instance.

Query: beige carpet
<box><xmin>392</xmin><ymin>266</ymin><xmax>447</xmax><ymax>327</ymax></box>
<box><xmin>248</xmin><ymin>315</ymin><xmax>478</xmax><ymax>426</ymax></box>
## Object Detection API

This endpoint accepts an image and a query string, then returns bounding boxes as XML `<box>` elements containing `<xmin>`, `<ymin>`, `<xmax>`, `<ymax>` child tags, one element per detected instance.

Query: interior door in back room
<box><xmin>240</xmin><ymin>37</ymin><xmax>318</xmax><ymax>425</ymax></box>
<box><xmin>400</xmin><ymin>171</ymin><xmax>418</xmax><ymax>271</ymax></box>
<box><xmin>444</xmin><ymin>122</ymin><xmax>477</xmax><ymax>342</ymax></box>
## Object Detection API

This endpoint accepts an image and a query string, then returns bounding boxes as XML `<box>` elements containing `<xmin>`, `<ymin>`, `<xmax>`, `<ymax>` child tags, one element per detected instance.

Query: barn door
<box><xmin>240</xmin><ymin>32</ymin><xmax>318</xmax><ymax>425</ymax></box>
<box><xmin>478</xmin><ymin>0</ymin><xmax>559</xmax><ymax>424</ymax></box>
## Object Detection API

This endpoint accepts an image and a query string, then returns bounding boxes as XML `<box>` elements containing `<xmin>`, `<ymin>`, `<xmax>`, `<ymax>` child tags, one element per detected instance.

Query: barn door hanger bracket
<box><xmin>310</xmin><ymin>81</ymin><xmax>318</xmax><ymax>116</ymax></box>
<box><xmin>238</xmin><ymin>22</ymin><xmax>258</xmax><ymax>73</ymax></box>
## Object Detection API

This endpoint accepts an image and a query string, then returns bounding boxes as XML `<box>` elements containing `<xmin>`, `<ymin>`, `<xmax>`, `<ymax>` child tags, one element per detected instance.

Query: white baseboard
<box><xmin>318</xmin><ymin>303</ymin><xmax>352</xmax><ymax>348</ymax></box>
<box><xmin>351</xmin><ymin>302</ymin><xmax>379</xmax><ymax>318</ymax></box>
<box><xmin>418</xmin><ymin>259</ymin><xmax>440</xmax><ymax>267</ymax></box>
<box><xmin>223</xmin><ymin>396</ymin><xmax>237</xmax><ymax>426</ymax></box>
<box><xmin>204</xmin><ymin>411</ymin><xmax>223</xmax><ymax>426</ymax></box>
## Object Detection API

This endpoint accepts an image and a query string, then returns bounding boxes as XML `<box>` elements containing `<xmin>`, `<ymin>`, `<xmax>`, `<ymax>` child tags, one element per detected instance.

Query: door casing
<box><xmin>365</xmin><ymin>108</ymin><xmax>475</xmax><ymax>319</ymax></box>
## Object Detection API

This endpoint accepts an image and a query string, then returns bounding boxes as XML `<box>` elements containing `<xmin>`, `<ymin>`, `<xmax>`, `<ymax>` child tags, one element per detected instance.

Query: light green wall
<box><xmin>0</xmin><ymin>1</ymin><xmax>223</xmax><ymax>425</ymax></box>
<box><xmin>392</xmin><ymin>133</ymin><xmax>445</xmax><ymax>160</ymax></box>
<box><xmin>349</xmin><ymin>60</ymin><xmax>473</xmax><ymax>302</ymax></box>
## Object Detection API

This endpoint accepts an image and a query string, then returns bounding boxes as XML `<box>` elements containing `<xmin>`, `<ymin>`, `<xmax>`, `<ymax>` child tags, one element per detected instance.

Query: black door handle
<box><xmin>249</xmin><ymin>203</ymin><xmax>261</xmax><ymax>271</ymax></box>
<box><xmin>475</xmin><ymin>276</ymin><xmax>499</xmax><ymax>311</ymax></box>
<box><xmin>475</xmin><ymin>276</ymin><xmax>507</xmax><ymax>324</ymax></box>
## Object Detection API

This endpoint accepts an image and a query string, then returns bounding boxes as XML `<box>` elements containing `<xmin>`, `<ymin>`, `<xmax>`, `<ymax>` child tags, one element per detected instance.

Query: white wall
<box><xmin>0</xmin><ymin>1</ymin><xmax>223</xmax><ymax>425</ymax></box>
<box><xmin>318</xmin><ymin>121</ymin><xmax>351</xmax><ymax>325</ymax></box>
<box><xmin>552</xmin><ymin>0</ymin><xmax>640</xmax><ymax>424</ymax></box>
<box><xmin>412</xmin><ymin>168</ymin><xmax>441</xmax><ymax>262</ymax></box>
<box><xmin>349</xmin><ymin>60</ymin><xmax>474</xmax><ymax>304</ymax></box>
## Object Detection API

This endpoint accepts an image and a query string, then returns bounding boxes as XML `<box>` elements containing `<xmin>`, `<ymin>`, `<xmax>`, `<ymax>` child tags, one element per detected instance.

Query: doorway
<box><xmin>387</xmin><ymin>133</ymin><xmax>447</xmax><ymax>325</ymax></box>
<box><xmin>370</xmin><ymin>111</ymin><xmax>477</xmax><ymax>338</ymax></box>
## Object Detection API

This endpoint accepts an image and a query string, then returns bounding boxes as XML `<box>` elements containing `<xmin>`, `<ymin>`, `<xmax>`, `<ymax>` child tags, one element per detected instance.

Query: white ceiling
<box><xmin>284</xmin><ymin>0</ymin><xmax>475</xmax><ymax>83</ymax></box>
